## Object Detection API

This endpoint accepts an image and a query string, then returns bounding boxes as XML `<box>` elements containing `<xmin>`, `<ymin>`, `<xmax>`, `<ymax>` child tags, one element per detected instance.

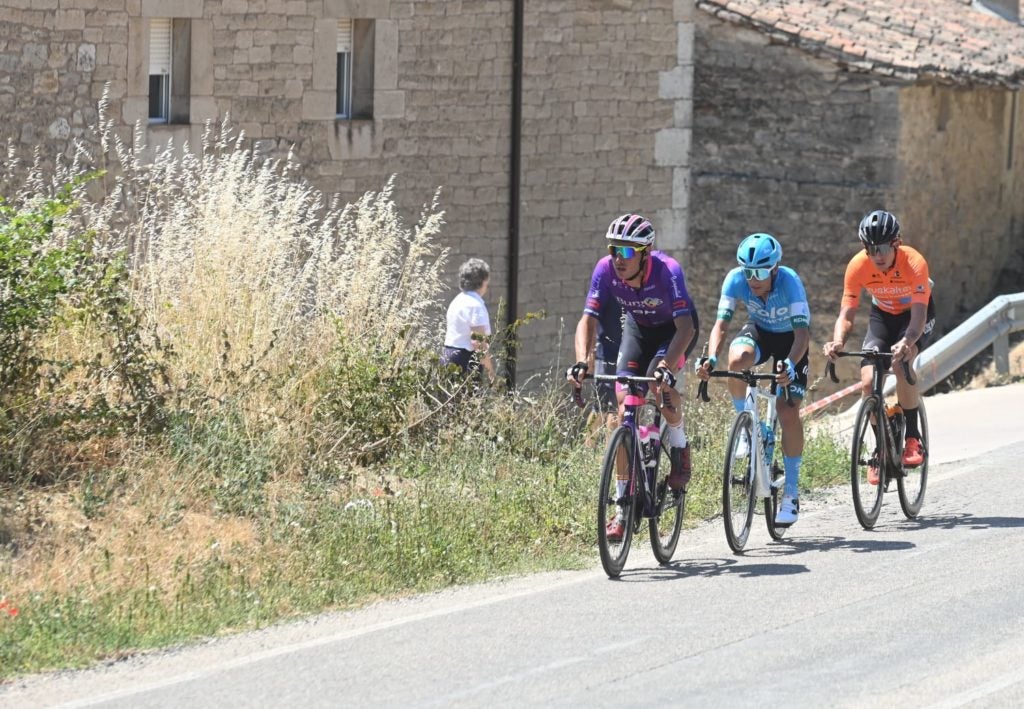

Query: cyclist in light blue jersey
<box><xmin>695</xmin><ymin>233</ymin><xmax>810</xmax><ymax>526</ymax></box>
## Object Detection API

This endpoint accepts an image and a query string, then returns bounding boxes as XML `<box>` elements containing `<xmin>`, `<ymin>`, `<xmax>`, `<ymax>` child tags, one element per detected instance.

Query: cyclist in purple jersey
<box><xmin>568</xmin><ymin>214</ymin><xmax>699</xmax><ymax>541</ymax></box>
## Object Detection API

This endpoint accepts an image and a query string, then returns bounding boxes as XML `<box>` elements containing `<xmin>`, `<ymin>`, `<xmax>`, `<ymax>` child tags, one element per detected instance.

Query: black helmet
<box><xmin>858</xmin><ymin>210</ymin><xmax>900</xmax><ymax>246</ymax></box>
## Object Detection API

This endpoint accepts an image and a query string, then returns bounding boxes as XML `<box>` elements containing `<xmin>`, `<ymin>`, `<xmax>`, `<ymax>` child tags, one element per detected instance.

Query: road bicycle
<box><xmin>826</xmin><ymin>350</ymin><xmax>929</xmax><ymax>529</ymax></box>
<box><xmin>698</xmin><ymin>368</ymin><xmax>789</xmax><ymax>553</ymax></box>
<box><xmin>574</xmin><ymin>374</ymin><xmax>685</xmax><ymax>577</ymax></box>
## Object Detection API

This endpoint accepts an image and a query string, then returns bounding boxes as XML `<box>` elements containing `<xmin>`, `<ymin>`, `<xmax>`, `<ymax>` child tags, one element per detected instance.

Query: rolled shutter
<box><xmin>337</xmin><ymin>19</ymin><xmax>352</xmax><ymax>53</ymax></box>
<box><xmin>150</xmin><ymin>18</ymin><xmax>171</xmax><ymax>75</ymax></box>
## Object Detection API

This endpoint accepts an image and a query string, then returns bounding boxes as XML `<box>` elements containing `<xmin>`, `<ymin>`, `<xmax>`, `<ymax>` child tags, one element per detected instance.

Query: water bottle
<box><xmin>638</xmin><ymin>424</ymin><xmax>660</xmax><ymax>469</ymax></box>
<box><xmin>761</xmin><ymin>421</ymin><xmax>775</xmax><ymax>462</ymax></box>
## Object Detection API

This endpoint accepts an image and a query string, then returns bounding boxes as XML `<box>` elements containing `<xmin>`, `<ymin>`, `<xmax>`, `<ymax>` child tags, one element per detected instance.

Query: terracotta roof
<box><xmin>695</xmin><ymin>0</ymin><xmax>1024</xmax><ymax>87</ymax></box>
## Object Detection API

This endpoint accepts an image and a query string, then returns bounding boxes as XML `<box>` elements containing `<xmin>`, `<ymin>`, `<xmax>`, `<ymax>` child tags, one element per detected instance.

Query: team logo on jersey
<box><xmin>748</xmin><ymin>302</ymin><xmax>789</xmax><ymax>320</ymax></box>
<box><xmin>915</xmin><ymin>284</ymin><xmax>926</xmax><ymax>293</ymax></box>
<box><xmin>642</xmin><ymin>297</ymin><xmax>664</xmax><ymax>309</ymax></box>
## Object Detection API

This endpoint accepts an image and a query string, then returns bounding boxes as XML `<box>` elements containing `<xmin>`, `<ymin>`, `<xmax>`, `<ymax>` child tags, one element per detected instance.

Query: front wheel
<box><xmin>898</xmin><ymin>400</ymin><xmax>928</xmax><ymax>518</ymax></box>
<box><xmin>851</xmin><ymin>396</ymin><xmax>885</xmax><ymax>529</ymax></box>
<box><xmin>597</xmin><ymin>426</ymin><xmax>637</xmax><ymax>578</ymax></box>
<box><xmin>723</xmin><ymin>411</ymin><xmax>756</xmax><ymax>553</ymax></box>
<box><xmin>765</xmin><ymin>415</ymin><xmax>785</xmax><ymax>540</ymax></box>
<box><xmin>650</xmin><ymin>442</ymin><xmax>684</xmax><ymax>564</ymax></box>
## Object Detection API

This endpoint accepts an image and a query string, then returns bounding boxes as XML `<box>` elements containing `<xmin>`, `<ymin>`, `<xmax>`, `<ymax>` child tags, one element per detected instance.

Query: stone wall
<box><xmin>897</xmin><ymin>85</ymin><xmax>1024</xmax><ymax>329</ymax></box>
<box><xmin>0</xmin><ymin>0</ymin><xmax>692</xmax><ymax>383</ymax></box>
<box><xmin>688</xmin><ymin>16</ymin><xmax>898</xmax><ymax>383</ymax></box>
<box><xmin>3</xmin><ymin>1</ymin><xmax>1022</xmax><ymax>388</ymax></box>
<box><xmin>687</xmin><ymin>14</ymin><xmax>1024</xmax><ymax>388</ymax></box>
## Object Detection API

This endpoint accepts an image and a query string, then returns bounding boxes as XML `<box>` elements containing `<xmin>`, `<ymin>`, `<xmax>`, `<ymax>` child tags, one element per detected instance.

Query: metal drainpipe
<box><xmin>505</xmin><ymin>0</ymin><xmax>524</xmax><ymax>390</ymax></box>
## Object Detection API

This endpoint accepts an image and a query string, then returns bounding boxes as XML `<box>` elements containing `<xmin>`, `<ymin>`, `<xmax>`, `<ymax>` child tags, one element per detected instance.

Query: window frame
<box><xmin>148</xmin><ymin>18</ymin><xmax>172</xmax><ymax>123</ymax></box>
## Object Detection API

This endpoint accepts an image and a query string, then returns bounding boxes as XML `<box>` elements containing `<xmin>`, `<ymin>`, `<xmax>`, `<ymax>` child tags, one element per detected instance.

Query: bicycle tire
<box><xmin>765</xmin><ymin>415</ymin><xmax>785</xmax><ymax>540</ymax></box>
<box><xmin>597</xmin><ymin>426</ymin><xmax>637</xmax><ymax>577</ymax></box>
<box><xmin>650</xmin><ymin>441</ymin><xmax>684</xmax><ymax>564</ymax></box>
<box><xmin>851</xmin><ymin>395</ymin><xmax>885</xmax><ymax>529</ymax></box>
<box><xmin>897</xmin><ymin>399</ymin><xmax>928</xmax><ymax>518</ymax></box>
<box><xmin>723</xmin><ymin>411</ymin><xmax>756</xmax><ymax>553</ymax></box>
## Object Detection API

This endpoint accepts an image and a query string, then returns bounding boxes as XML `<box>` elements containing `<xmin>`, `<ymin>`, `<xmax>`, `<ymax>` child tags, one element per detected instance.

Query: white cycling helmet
<box><xmin>605</xmin><ymin>214</ymin><xmax>655</xmax><ymax>246</ymax></box>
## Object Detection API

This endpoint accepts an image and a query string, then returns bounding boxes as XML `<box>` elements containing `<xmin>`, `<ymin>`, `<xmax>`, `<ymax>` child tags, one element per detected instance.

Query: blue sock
<box><xmin>732</xmin><ymin>398</ymin><xmax>746</xmax><ymax>413</ymax></box>
<box><xmin>784</xmin><ymin>455</ymin><xmax>801</xmax><ymax>499</ymax></box>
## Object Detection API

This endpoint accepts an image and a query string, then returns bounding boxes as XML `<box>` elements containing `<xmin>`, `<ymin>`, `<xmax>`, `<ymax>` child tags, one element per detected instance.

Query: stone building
<box><xmin>2</xmin><ymin>0</ymin><xmax>1023</xmax><ymax>386</ymax></box>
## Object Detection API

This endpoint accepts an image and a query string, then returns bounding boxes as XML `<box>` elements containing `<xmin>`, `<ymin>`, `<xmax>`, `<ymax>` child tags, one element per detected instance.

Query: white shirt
<box><xmin>444</xmin><ymin>290</ymin><xmax>491</xmax><ymax>349</ymax></box>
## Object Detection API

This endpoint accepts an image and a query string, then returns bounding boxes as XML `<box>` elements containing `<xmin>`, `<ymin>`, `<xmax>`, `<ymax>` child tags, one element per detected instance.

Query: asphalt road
<box><xmin>4</xmin><ymin>384</ymin><xmax>1024</xmax><ymax>708</ymax></box>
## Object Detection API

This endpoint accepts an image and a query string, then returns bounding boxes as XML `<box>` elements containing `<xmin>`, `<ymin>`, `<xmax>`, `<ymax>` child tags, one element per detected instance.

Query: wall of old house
<box><xmin>0</xmin><ymin>0</ymin><xmax>694</xmax><ymax>383</ymax></box>
<box><xmin>3</xmin><ymin>1</ymin><xmax>1021</xmax><ymax>388</ymax></box>
<box><xmin>688</xmin><ymin>16</ymin><xmax>900</xmax><ymax>382</ymax></box>
<box><xmin>897</xmin><ymin>85</ymin><xmax>1024</xmax><ymax>329</ymax></box>
<box><xmin>688</xmin><ymin>15</ymin><xmax>1024</xmax><ymax>389</ymax></box>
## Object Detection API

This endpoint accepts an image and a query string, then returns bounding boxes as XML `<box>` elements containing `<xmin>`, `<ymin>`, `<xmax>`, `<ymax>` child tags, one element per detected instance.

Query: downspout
<box><xmin>505</xmin><ymin>0</ymin><xmax>523</xmax><ymax>389</ymax></box>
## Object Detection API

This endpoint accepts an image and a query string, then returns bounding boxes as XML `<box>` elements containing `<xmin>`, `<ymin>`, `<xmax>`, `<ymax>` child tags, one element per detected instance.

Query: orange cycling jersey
<box><xmin>841</xmin><ymin>245</ymin><xmax>931</xmax><ymax>316</ymax></box>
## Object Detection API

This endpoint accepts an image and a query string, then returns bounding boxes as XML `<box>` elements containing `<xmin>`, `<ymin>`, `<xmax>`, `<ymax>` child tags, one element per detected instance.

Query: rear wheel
<box><xmin>851</xmin><ymin>396</ymin><xmax>885</xmax><ymax>529</ymax></box>
<box><xmin>597</xmin><ymin>426</ymin><xmax>637</xmax><ymax>577</ymax></box>
<box><xmin>650</xmin><ymin>441</ymin><xmax>684</xmax><ymax>564</ymax></box>
<box><xmin>765</xmin><ymin>415</ymin><xmax>786</xmax><ymax>540</ymax></box>
<box><xmin>723</xmin><ymin>411</ymin><xmax>756</xmax><ymax>553</ymax></box>
<box><xmin>898</xmin><ymin>400</ymin><xmax>929</xmax><ymax>518</ymax></box>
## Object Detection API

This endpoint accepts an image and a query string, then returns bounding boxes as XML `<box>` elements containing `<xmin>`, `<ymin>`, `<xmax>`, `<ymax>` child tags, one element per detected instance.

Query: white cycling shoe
<box><xmin>776</xmin><ymin>496</ymin><xmax>799</xmax><ymax>526</ymax></box>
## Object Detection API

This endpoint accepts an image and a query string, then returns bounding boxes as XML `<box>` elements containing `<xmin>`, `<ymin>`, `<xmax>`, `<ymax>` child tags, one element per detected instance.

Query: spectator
<box><xmin>442</xmin><ymin>258</ymin><xmax>496</xmax><ymax>384</ymax></box>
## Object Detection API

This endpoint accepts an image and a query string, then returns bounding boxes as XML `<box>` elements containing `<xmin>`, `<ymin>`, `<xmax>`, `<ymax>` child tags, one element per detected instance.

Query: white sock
<box><xmin>665</xmin><ymin>419</ymin><xmax>688</xmax><ymax>449</ymax></box>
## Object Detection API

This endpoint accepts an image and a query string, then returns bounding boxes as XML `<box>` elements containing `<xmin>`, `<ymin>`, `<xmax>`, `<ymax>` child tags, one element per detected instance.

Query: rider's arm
<box><xmin>787</xmin><ymin>326</ymin><xmax>810</xmax><ymax>363</ymax></box>
<box><xmin>892</xmin><ymin>302</ymin><xmax>927</xmax><ymax>364</ymax></box>
<box><xmin>574</xmin><ymin>314</ymin><xmax>598</xmax><ymax>369</ymax></box>
<box><xmin>705</xmin><ymin>318</ymin><xmax>730</xmax><ymax>367</ymax></box>
<box><xmin>660</xmin><ymin>313</ymin><xmax>695</xmax><ymax>374</ymax></box>
<box><xmin>831</xmin><ymin>304</ymin><xmax>857</xmax><ymax>348</ymax></box>
<box><xmin>901</xmin><ymin>302</ymin><xmax>927</xmax><ymax>346</ymax></box>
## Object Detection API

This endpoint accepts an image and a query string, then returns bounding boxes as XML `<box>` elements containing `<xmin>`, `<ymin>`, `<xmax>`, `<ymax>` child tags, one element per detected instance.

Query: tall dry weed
<box><xmin>3</xmin><ymin>90</ymin><xmax>451</xmax><ymax>478</ymax></box>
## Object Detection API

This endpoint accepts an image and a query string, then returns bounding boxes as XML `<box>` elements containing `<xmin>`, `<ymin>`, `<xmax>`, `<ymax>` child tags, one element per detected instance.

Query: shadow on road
<box><xmin>873</xmin><ymin>512</ymin><xmax>1024</xmax><ymax>532</ymax></box>
<box><xmin>751</xmin><ymin>535</ymin><xmax>916</xmax><ymax>555</ymax></box>
<box><xmin>613</xmin><ymin>556</ymin><xmax>809</xmax><ymax>582</ymax></box>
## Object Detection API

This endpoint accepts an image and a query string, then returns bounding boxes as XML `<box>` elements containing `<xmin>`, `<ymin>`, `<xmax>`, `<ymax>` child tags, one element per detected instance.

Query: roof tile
<box><xmin>696</xmin><ymin>0</ymin><xmax>1024</xmax><ymax>87</ymax></box>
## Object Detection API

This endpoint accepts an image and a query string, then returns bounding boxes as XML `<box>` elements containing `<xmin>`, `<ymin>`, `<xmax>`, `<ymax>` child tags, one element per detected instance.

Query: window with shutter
<box><xmin>336</xmin><ymin>19</ymin><xmax>353</xmax><ymax>118</ymax></box>
<box><xmin>336</xmin><ymin>19</ymin><xmax>374</xmax><ymax>120</ymax></box>
<box><xmin>149</xmin><ymin>18</ymin><xmax>171</xmax><ymax>122</ymax></box>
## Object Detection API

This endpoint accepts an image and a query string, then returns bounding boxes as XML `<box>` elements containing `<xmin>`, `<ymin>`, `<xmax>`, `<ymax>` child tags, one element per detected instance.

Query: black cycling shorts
<box><xmin>861</xmin><ymin>297</ymin><xmax>936</xmax><ymax>367</ymax></box>
<box><xmin>732</xmin><ymin>322</ymin><xmax>809</xmax><ymax>401</ymax></box>
<box><xmin>616</xmin><ymin>311</ymin><xmax>700</xmax><ymax>381</ymax></box>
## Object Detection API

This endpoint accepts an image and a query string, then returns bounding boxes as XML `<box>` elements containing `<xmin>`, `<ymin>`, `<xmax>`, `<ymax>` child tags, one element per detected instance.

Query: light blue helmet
<box><xmin>736</xmin><ymin>233</ymin><xmax>782</xmax><ymax>269</ymax></box>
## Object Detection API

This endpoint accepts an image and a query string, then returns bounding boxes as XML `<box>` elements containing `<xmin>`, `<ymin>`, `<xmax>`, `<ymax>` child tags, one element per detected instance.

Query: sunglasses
<box><xmin>742</xmin><ymin>267</ymin><xmax>773</xmax><ymax>281</ymax></box>
<box><xmin>864</xmin><ymin>243</ymin><xmax>894</xmax><ymax>257</ymax></box>
<box><xmin>608</xmin><ymin>244</ymin><xmax>646</xmax><ymax>259</ymax></box>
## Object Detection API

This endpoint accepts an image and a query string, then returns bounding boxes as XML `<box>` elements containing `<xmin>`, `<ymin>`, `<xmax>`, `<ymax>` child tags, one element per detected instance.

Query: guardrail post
<box><xmin>994</xmin><ymin>333</ymin><xmax>1010</xmax><ymax>375</ymax></box>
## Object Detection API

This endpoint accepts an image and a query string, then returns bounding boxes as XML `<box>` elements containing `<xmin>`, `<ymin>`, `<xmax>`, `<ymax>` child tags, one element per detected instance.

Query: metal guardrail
<box><xmin>883</xmin><ymin>292</ymin><xmax>1024</xmax><ymax>395</ymax></box>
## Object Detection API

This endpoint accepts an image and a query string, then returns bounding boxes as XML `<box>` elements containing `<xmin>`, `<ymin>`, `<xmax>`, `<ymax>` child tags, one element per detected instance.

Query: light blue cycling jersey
<box><xmin>717</xmin><ymin>266</ymin><xmax>810</xmax><ymax>332</ymax></box>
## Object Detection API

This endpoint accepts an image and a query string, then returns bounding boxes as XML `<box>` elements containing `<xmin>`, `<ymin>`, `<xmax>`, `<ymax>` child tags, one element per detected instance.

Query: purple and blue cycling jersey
<box><xmin>583</xmin><ymin>251</ymin><xmax>694</xmax><ymax>328</ymax></box>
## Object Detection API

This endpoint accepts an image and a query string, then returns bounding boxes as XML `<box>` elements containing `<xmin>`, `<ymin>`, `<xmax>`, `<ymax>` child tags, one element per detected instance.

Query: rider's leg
<box><xmin>726</xmin><ymin>344</ymin><xmax>757</xmax><ymax>411</ymax></box>
<box><xmin>777</xmin><ymin>396</ymin><xmax>804</xmax><ymax>498</ymax></box>
<box><xmin>894</xmin><ymin>343</ymin><xmax>922</xmax><ymax>438</ymax></box>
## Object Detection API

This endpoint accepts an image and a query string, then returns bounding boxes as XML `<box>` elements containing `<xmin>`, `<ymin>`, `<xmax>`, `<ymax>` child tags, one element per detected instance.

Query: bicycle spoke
<box><xmin>723</xmin><ymin>411</ymin><xmax>756</xmax><ymax>553</ymax></box>
<box><xmin>650</xmin><ymin>444</ymin><xmax>684</xmax><ymax>564</ymax></box>
<box><xmin>597</xmin><ymin>427</ymin><xmax>636</xmax><ymax>577</ymax></box>
<box><xmin>851</xmin><ymin>397</ymin><xmax>885</xmax><ymax>529</ymax></box>
<box><xmin>898</xmin><ymin>400</ymin><xmax>928</xmax><ymax>518</ymax></box>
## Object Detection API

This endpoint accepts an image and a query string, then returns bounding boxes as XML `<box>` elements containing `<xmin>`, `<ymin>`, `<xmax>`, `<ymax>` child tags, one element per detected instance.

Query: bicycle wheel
<box><xmin>898</xmin><ymin>399</ymin><xmax>928</xmax><ymax>518</ymax></box>
<box><xmin>597</xmin><ymin>426</ymin><xmax>637</xmax><ymax>577</ymax></box>
<box><xmin>851</xmin><ymin>396</ymin><xmax>885</xmax><ymax>529</ymax></box>
<box><xmin>650</xmin><ymin>442</ymin><xmax>684</xmax><ymax>564</ymax></box>
<box><xmin>723</xmin><ymin>411</ymin><xmax>756</xmax><ymax>553</ymax></box>
<box><xmin>765</xmin><ymin>415</ymin><xmax>785</xmax><ymax>541</ymax></box>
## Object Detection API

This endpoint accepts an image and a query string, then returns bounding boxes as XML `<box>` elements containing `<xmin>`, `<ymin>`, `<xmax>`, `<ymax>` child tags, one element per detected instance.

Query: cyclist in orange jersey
<box><xmin>823</xmin><ymin>210</ymin><xmax>935</xmax><ymax>472</ymax></box>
